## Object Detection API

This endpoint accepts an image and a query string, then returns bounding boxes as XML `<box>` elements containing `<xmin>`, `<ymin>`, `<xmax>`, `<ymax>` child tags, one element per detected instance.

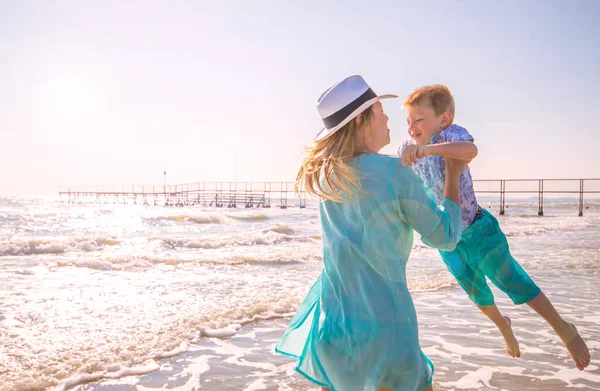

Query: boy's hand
<box><xmin>401</xmin><ymin>144</ymin><xmax>429</xmax><ymax>166</ymax></box>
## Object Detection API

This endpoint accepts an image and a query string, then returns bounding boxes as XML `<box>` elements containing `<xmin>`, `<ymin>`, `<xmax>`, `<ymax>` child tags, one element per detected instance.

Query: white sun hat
<box><xmin>314</xmin><ymin>75</ymin><xmax>398</xmax><ymax>142</ymax></box>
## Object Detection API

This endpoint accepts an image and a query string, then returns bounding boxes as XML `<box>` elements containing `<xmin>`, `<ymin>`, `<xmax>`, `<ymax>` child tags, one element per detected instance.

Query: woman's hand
<box><xmin>443</xmin><ymin>157</ymin><xmax>465</xmax><ymax>206</ymax></box>
<box><xmin>445</xmin><ymin>157</ymin><xmax>469</xmax><ymax>173</ymax></box>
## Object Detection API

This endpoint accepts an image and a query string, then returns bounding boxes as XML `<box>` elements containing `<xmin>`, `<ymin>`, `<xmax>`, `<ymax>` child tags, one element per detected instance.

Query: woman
<box><xmin>275</xmin><ymin>75</ymin><xmax>467</xmax><ymax>391</ymax></box>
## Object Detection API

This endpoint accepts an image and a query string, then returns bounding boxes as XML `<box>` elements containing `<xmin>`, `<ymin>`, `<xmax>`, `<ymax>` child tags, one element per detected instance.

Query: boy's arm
<box><xmin>424</xmin><ymin>141</ymin><xmax>478</xmax><ymax>161</ymax></box>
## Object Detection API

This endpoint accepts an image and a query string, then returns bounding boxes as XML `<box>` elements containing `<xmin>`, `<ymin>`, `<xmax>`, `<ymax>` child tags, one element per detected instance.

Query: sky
<box><xmin>1</xmin><ymin>0</ymin><xmax>599</xmax><ymax>196</ymax></box>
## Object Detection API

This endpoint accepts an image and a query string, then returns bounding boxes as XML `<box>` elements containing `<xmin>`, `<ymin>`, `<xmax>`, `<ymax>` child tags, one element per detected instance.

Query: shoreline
<box><xmin>80</xmin><ymin>282</ymin><xmax>599</xmax><ymax>391</ymax></box>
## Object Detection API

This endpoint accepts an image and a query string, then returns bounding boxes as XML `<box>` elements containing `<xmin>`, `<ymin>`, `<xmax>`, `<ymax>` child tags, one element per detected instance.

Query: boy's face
<box><xmin>405</xmin><ymin>103</ymin><xmax>445</xmax><ymax>145</ymax></box>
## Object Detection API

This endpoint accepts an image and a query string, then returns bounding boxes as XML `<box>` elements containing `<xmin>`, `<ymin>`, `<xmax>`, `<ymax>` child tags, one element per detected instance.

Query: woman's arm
<box><xmin>392</xmin><ymin>158</ymin><xmax>467</xmax><ymax>251</ymax></box>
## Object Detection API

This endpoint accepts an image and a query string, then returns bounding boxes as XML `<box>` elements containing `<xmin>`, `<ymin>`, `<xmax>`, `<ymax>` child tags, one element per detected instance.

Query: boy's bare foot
<box><xmin>499</xmin><ymin>316</ymin><xmax>520</xmax><ymax>358</ymax></box>
<box><xmin>558</xmin><ymin>322</ymin><xmax>591</xmax><ymax>370</ymax></box>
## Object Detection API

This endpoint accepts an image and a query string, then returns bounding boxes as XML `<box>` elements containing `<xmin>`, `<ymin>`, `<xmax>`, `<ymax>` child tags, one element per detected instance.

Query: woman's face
<box><xmin>357</xmin><ymin>101</ymin><xmax>390</xmax><ymax>153</ymax></box>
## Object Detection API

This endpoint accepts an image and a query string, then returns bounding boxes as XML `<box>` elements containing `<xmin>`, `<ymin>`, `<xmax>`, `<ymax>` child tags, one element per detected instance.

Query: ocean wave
<box><xmin>158</xmin><ymin>230</ymin><xmax>315</xmax><ymax>250</ymax></box>
<box><xmin>51</xmin><ymin>251</ymin><xmax>319</xmax><ymax>271</ymax></box>
<box><xmin>225</xmin><ymin>213</ymin><xmax>269</xmax><ymax>221</ymax></box>
<box><xmin>501</xmin><ymin>216</ymin><xmax>592</xmax><ymax>237</ymax></box>
<box><xmin>0</xmin><ymin>238</ymin><xmax>121</xmax><ymax>257</ymax></box>
<box><xmin>264</xmin><ymin>224</ymin><xmax>294</xmax><ymax>234</ymax></box>
<box><xmin>144</xmin><ymin>214</ymin><xmax>223</xmax><ymax>224</ymax></box>
<box><xmin>4</xmin><ymin>298</ymin><xmax>301</xmax><ymax>391</ymax></box>
<box><xmin>41</xmin><ymin>309</ymin><xmax>297</xmax><ymax>390</ymax></box>
<box><xmin>0</xmin><ymin>229</ymin><xmax>316</xmax><ymax>259</ymax></box>
<box><xmin>142</xmin><ymin>212</ymin><xmax>270</xmax><ymax>225</ymax></box>
<box><xmin>503</xmin><ymin>225</ymin><xmax>550</xmax><ymax>237</ymax></box>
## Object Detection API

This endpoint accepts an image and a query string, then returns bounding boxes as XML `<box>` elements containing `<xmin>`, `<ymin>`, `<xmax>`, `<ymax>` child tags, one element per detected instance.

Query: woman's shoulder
<box><xmin>354</xmin><ymin>153</ymin><xmax>414</xmax><ymax>182</ymax></box>
<box><xmin>356</xmin><ymin>153</ymin><xmax>399</xmax><ymax>167</ymax></box>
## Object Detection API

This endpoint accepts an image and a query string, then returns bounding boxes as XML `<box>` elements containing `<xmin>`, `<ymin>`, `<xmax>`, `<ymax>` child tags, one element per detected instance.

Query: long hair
<box><xmin>296</xmin><ymin>106</ymin><xmax>374</xmax><ymax>202</ymax></box>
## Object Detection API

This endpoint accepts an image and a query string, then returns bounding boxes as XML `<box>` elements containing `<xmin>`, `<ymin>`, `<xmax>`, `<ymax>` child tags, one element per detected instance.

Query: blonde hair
<box><xmin>404</xmin><ymin>84</ymin><xmax>455</xmax><ymax>124</ymax></box>
<box><xmin>296</xmin><ymin>107</ymin><xmax>374</xmax><ymax>202</ymax></box>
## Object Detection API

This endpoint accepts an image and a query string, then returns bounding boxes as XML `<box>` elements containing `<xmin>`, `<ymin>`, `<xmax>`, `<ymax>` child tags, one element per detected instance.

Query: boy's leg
<box><xmin>439</xmin><ymin>245</ymin><xmax>520</xmax><ymax>357</ymax></box>
<box><xmin>476</xmin><ymin>303</ymin><xmax>520</xmax><ymax>357</ymax></box>
<box><xmin>440</xmin><ymin>244</ymin><xmax>495</xmax><ymax>306</ymax></box>
<box><xmin>471</xmin><ymin>209</ymin><xmax>541</xmax><ymax>304</ymax></box>
<box><xmin>476</xmin><ymin>210</ymin><xmax>590</xmax><ymax>369</ymax></box>
<box><xmin>527</xmin><ymin>292</ymin><xmax>590</xmax><ymax>370</ymax></box>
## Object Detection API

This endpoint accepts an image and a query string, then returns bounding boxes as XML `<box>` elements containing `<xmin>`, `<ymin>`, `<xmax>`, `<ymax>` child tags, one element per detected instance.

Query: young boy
<box><xmin>399</xmin><ymin>85</ymin><xmax>590</xmax><ymax>370</ymax></box>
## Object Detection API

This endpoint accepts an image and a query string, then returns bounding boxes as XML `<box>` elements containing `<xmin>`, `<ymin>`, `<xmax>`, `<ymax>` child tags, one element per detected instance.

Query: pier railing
<box><xmin>58</xmin><ymin>178</ymin><xmax>600</xmax><ymax>215</ymax></box>
<box><xmin>58</xmin><ymin>182</ymin><xmax>306</xmax><ymax>209</ymax></box>
<box><xmin>473</xmin><ymin>178</ymin><xmax>600</xmax><ymax>216</ymax></box>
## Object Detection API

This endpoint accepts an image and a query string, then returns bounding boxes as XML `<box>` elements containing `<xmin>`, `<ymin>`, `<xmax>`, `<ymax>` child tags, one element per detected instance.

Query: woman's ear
<box><xmin>354</xmin><ymin>114</ymin><xmax>363</xmax><ymax>126</ymax></box>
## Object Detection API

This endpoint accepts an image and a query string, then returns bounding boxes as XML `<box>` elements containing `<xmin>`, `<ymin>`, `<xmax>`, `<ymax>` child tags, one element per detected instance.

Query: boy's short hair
<box><xmin>403</xmin><ymin>85</ymin><xmax>455</xmax><ymax>124</ymax></box>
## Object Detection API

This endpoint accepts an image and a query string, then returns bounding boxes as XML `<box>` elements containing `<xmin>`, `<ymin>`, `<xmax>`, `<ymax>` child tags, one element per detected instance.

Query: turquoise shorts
<box><xmin>439</xmin><ymin>207</ymin><xmax>541</xmax><ymax>306</ymax></box>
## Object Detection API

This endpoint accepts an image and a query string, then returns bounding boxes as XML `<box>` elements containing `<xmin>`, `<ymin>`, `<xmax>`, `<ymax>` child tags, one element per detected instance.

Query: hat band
<box><xmin>322</xmin><ymin>88</ymin><xmax>377</xmax><ymax>129</ymax></box>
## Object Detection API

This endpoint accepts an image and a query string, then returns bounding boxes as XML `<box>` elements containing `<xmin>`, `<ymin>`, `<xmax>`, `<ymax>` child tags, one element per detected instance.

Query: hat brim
<box><xmin>314</xmin><ymin>94</ymin><xmax>398</xmax><ymax>142</ymax></box>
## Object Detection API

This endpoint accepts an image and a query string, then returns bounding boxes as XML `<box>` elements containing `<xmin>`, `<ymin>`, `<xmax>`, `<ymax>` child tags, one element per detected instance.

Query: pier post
<box><xmin>538</xmin><ymin>180</ymin><xmax>544</xmax><ymax>216</ymax></box>
<box><xmin>499</xmin><ymin>180</ymin><xmax>506</xmax><ymax>215</ymax></box>
<box><xmin>579</xmin><ymin>179</ymin><xmax>584</xmax><ymax>216</ymax></box>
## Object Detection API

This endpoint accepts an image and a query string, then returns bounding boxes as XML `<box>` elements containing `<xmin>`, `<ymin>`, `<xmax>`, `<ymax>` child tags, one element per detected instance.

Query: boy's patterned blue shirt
<box><xmin>399</xmin><ymin>124</ymin><xmax>478</xmax><ymax>230</ymax></box>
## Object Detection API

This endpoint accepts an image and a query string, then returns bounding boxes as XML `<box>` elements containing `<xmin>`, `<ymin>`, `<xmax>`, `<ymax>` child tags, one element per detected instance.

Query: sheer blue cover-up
<box><xmin>276</xmin><ymin>153</ymin><xmax>463</xmax><ymax>391</ymax></box>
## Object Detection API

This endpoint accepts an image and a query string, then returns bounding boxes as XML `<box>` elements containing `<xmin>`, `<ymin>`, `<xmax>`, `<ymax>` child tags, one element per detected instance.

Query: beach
<box><xmin>1</xmin><ymin>197</ymin><xmax>598</xmax><ymax>390</ymax></box>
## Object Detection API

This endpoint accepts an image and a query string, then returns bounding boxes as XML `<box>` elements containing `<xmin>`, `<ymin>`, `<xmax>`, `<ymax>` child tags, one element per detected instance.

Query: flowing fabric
<box><xmin>276</xmin><ymin>153</ymin><xmax>462</xmax><ymax>391</ymax></box>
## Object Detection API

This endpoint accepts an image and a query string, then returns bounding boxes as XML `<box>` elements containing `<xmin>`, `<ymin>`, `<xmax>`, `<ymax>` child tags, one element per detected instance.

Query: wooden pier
<box><xmin>59</xmin><ymin>178</ymin><xmax>600</xmax><ymax>216</ymax></box>
<box><xmin>58</xmin><ymin>182</ymin><xmax>306</xmax><ymax>209</ymax></box>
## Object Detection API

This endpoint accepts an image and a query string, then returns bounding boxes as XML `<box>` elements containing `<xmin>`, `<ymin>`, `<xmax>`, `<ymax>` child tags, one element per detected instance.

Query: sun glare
<box><xmin>44</xmin><ymin>75</ymin><xmax>92</xmax><ymax>120</ymax></box>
